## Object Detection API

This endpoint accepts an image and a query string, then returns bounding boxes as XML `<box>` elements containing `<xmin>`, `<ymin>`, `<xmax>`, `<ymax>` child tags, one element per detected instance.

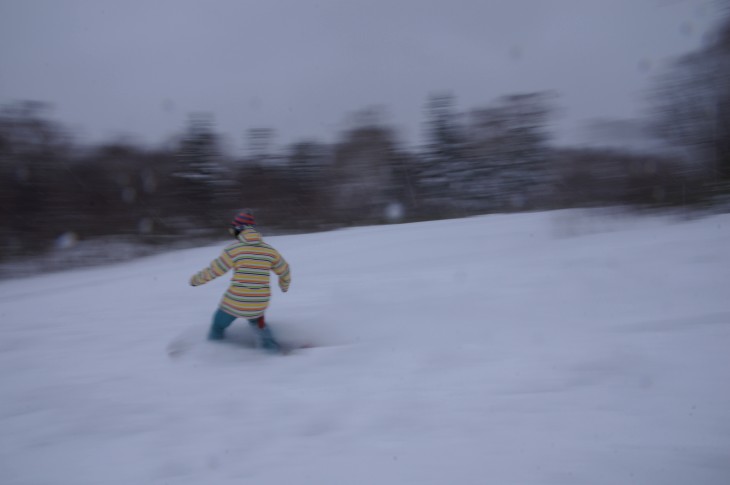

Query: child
<box><xmin>189</xmin><ymin>210</ymin><xmax>291</xmax><ymax>353</ymax></box>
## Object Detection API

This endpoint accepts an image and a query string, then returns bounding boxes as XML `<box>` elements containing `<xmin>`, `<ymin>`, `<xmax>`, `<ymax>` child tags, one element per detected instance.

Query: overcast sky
<box><xmin>0</xmin><ymin>0</ymin><xmax>720</xmax><ymax>151</ymax></box>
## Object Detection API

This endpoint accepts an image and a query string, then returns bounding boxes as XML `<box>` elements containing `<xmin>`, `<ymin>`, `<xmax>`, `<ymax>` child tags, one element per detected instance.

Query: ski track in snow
<box><xmin>1</xmin><ymin>209</ymin><xmax>729</xmax><ymax>484</ymax></box>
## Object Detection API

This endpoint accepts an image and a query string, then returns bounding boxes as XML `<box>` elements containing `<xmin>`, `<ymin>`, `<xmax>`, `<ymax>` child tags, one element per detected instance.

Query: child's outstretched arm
<box><xmin>272</xmin><ymin>251</ymin><xmax>291</xmax><ymax>292</ymax></box>
<box><xmin>190</xmin><ymin>250</ymin><xmax>234</xmax><ymax>286</ymax></box>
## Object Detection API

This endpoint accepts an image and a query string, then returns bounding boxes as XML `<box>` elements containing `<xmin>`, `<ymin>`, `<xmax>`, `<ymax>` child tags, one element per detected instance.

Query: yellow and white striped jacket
<box><xmin>190</xmin><ymin>228</ymin><xmax>291</xmax><ymax>318</ymax></box>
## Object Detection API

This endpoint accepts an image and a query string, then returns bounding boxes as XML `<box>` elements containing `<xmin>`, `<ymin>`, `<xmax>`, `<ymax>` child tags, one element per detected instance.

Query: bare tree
<box><xmin>649</xmin><ymin>12</ymin><xmax>730</xmax><ymax>185</ymax></box>
<box><xmin>332</xmin><ymin>108</ymin><xmax>402</xmax><ymax>223</ymax></box>
<box><xmin>465</xmin><ymin>92</ymin><xmax>556</xmax><ymax>210</ymax></box>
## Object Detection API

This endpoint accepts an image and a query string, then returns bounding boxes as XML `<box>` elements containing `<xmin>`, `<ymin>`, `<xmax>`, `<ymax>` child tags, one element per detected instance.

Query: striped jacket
<box><xmin>190</xmin><ymin>228</ymin><xmax>291</xmax><ymax>318</ymax></box>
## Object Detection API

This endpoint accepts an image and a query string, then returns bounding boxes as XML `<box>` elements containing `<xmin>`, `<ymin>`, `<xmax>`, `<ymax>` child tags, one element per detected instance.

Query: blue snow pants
<box><xmin>207</xmin><ymin>308</ymin><xmax>280</xmax><ymax>353</ymax></box>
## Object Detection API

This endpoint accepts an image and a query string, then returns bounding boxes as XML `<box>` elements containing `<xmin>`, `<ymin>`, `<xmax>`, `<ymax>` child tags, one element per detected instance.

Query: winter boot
<box><xmin>248</xmin><ymin>317</ymin><xmax>281</xmax><ymax>354</ymax></box>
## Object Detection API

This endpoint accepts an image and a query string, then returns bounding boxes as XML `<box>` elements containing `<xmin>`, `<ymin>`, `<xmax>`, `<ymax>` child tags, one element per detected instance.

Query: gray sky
<box><xmin>0</xmin><ymin>0</ymin><xmax>719</xmax><ymax>152</ymax></box>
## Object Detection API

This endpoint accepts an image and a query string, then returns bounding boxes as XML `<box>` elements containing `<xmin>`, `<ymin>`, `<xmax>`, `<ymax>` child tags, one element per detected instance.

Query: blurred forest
<box><xmin>1</xmin><ymin>13</ymin><xmax>728</xmax><ymax>264</ymax></box>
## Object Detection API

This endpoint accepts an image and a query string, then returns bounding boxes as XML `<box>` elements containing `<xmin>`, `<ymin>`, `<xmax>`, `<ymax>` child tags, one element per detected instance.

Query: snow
<box><xmin>1</xmin><ymin>209</ymin><xmax>729</xmax><ymax>484</ymax></box>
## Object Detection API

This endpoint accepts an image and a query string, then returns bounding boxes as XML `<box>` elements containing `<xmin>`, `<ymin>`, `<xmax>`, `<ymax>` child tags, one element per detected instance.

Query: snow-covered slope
<box><xmin>1</xmin><ymin>210</ymin><xmax>729</xmax><ymax>485</ymax></box>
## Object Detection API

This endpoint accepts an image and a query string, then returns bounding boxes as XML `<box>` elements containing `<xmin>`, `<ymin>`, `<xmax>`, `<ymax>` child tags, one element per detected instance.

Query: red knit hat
<box><xmin>231</xmin><ymin>210</ymin><xmax>255</xmax><ymax>229</ymax></box>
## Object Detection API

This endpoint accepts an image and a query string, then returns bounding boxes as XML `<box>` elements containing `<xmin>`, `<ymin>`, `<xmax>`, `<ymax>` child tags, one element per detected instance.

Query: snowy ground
<box><xmin>1</xmin><ymin>209</ymin><xmax>729</xmax><ymax>485</ymax></box>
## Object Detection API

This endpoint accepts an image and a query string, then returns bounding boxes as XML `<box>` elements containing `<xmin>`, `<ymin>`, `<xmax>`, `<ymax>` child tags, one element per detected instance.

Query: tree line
<box><xmin>1</xmin><ymin>13</ymin><xmax>728</xmax><ymax>261</ymax></box>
